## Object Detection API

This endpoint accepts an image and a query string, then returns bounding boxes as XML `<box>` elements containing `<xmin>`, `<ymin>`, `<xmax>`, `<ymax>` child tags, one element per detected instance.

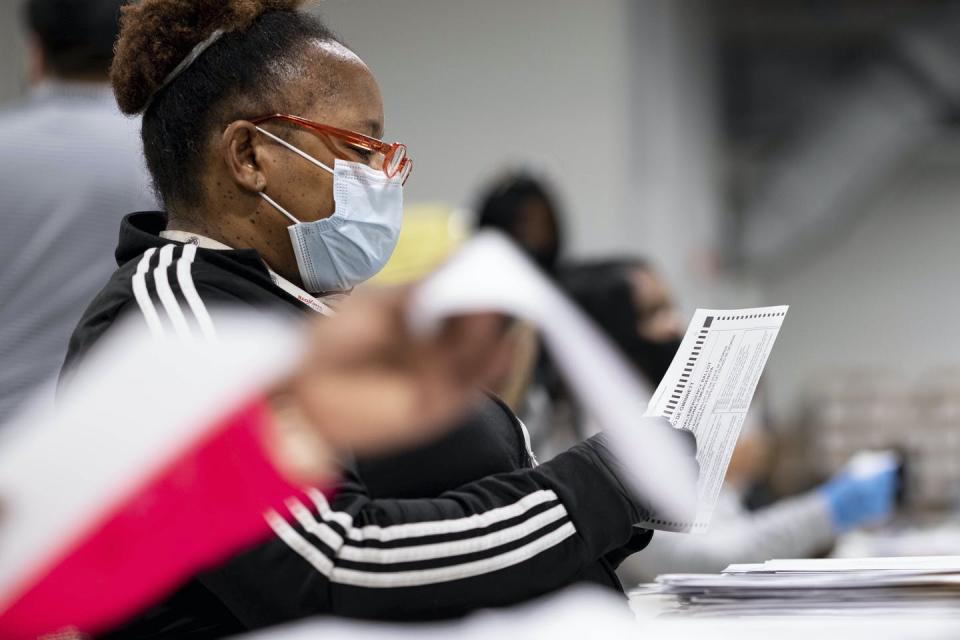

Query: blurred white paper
<box><xmin>643</xmin><ymin>307</ymin><xmax>788</xmax><ymax>532</ymax></box>
<box><xmin>409</xmin><ymin>231</ymin><xmax>699</xmax><ymax>522</ymax></box>
<box><xmin>0</xmin><ymin>314</ymin><xmax>301</xmax><ymax>614</ymax></box>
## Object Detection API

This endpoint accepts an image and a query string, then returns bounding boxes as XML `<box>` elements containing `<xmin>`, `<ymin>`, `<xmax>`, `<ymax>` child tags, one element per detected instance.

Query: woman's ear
<box><xmin>222</xmin><ymin>121</ymin><xmax>268</xmax><ymax>194</ymax></box>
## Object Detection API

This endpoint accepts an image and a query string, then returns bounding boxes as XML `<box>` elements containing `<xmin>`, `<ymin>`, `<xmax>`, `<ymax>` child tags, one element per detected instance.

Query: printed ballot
<box><xmin>640</xmin><ymin>307</ymin><xmax>788</xmax><ymax>533</ymax></box>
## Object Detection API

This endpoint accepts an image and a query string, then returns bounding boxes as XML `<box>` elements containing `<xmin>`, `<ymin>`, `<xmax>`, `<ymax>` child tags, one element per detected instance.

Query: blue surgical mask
<box><xmin>256</xmin><ymin>126</ymin><xmax>403</xmax><ymax>293</ymax></box>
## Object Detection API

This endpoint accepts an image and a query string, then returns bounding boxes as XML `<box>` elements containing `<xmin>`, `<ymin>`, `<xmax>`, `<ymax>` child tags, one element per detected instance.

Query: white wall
<box><xmin>0</xmin><ymin>1</ymin><xmax>26</xmax><ymax>105</ymax></box>
<box><xmin>622</xmin><ymin>0</ymin><xmax>723</xmax><ymax>308</ymax></box>
<box><xmin>757</xmin><ymin>140</ymin><xmax>960</xmax><ymax>421</ymax></box>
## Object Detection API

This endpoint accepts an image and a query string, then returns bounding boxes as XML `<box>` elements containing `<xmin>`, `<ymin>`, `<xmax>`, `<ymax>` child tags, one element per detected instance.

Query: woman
<box><xmin>62</xmin><ymin>1</ymin><xmax>675</xmax><ymax>635</ymax></box>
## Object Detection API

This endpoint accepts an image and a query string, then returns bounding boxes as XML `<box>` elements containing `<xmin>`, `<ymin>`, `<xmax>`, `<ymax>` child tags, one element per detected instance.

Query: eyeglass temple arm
<box><xmin>254</xmin><ymin>126</ymin><xmax>331</xmax><ymax>172</ymax></box>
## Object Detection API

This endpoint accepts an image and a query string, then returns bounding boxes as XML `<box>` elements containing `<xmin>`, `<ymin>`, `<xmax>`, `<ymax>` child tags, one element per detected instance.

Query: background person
<box><xmin>0</xmin><ymin>0</ymin><xmax>156</xmax><ymax>425</ymax></box>
<box><xmin>474</xmin><ymin>171</ymin><xmax>565</xmax><ymax>276</ymax></box>
<box><xmin>471</xmin><ymin>172</ymin><xmax>569</xmax><ymax>415</ymax></box>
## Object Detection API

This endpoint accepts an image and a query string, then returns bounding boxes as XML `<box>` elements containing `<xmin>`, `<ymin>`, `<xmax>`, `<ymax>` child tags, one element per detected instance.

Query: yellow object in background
<box><xmin>370</xmin><ymin>202</ymin><xmax>470</xmax><ymax>285</ymax></box>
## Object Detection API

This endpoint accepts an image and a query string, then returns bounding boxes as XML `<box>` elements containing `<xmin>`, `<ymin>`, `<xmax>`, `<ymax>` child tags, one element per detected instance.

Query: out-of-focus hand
<box><xmin>266</xmin><ymin>287</ymin><xmax>514</xmax><ymax>479</ymax></box>
<box><xmin>818</xmin><ymin>464</ymin><xmax>899</xmax><ymax>533</ymax></box>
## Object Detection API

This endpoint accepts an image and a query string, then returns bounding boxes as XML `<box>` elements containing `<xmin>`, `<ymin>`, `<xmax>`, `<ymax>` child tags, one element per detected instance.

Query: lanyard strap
<box><xmin>267</xmin><ymin>272</ymin><xmax>335</xmax><ymax>316</ymax></box>
<box><xmin>159</xmin><ymin>230</ymin><xmax>335</xmax><ymax>316</ymax></box>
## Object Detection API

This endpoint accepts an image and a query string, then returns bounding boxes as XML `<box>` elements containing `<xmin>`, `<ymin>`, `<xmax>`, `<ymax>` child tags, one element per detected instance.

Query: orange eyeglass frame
<box><xmin>250</xmin><ymin>113</ymin><xmax>413</xmax><ymax>184</ymax></box>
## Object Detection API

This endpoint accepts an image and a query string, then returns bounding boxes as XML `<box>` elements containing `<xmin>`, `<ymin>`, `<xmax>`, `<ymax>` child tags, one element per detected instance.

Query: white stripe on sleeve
<box><xmin>288</xmin><ymin>497</ymin><xmax>570</xmax><ymax>565</ymax></box>
<box><xmin>153</xmin><ymin>244</ymin><xmax>194</xmax><ymax>341</ymax></box>
<box><xmin>175</xmin><ymin>243</ymin><xmax>218</xmax><ymax>341</ymax></box>
<box><xmin>305</xmin><ymin>487</ymin><xmax>562</xmax><ymax>543</ymax></box>
<box><xmin>131</xmin><ymin>248</ymin><xmax>163</xmax><ymax>337</ymax></box>
<box><xmin>267</xmin><ymin>510</ymin><xmax>577</xmax><ymax>589</ymax></box>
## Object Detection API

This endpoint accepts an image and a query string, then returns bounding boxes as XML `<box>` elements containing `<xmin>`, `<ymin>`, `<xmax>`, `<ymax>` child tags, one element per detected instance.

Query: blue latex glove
<box><xmin>818</xmin><ymin>466</ymin><xmax>898</xmax><ymax>533</ymax></box>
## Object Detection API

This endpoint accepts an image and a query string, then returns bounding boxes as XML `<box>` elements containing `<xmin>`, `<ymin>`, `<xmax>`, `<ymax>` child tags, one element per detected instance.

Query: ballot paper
<box><xmin>642</xmin><ymin>307</ymin><xmax>788</xmax><ymax>532</ymax></box>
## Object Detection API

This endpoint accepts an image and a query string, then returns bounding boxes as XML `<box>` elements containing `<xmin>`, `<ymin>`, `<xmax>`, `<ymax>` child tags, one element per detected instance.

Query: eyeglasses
<box><xmin>250</xmin><ymin>113</ymin><xmax>412</xmax><ymax>184</ymax></box>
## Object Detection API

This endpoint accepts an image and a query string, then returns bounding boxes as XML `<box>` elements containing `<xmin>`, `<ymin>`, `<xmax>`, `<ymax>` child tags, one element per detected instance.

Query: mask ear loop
<box><xmin>260</xmin><ymin>192</ymin><xmax>301</xmax><ymax>225</ymax></box>
<box><xmin>254</xmin><ymin>125</ymin><xmax>336</xmax><ymax>226</ymax></box>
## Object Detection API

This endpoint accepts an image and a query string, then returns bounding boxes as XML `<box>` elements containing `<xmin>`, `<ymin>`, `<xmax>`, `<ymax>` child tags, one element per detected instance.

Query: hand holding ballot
<box><xmin>641</xmin><ymin>307</ymin><xmax>789</xmax><ymax>532</ymax></box>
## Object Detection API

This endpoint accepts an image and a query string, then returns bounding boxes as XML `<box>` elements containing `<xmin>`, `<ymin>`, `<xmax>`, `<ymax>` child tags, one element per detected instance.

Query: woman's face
<box><xmin>249</xmin><ymin>41</ymin><xmax>385</xmax><ymax>284</ymax></box>
<box><xmin>263</xmin><ymin>42</ymin><xmax>385</xmax><ymax>224</ymax></box>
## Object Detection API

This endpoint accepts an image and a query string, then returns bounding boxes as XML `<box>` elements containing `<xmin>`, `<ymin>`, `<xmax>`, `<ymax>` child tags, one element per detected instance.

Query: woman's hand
<box><xmin>267</xmin><ymin>287</ymin><xmax>514</xmax><ymax>480</ymax></box>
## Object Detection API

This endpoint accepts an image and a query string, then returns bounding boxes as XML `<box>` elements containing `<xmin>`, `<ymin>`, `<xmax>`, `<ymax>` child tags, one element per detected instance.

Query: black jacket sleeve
<box><xmin>197</xmin><ymin>435</ymin><xmax>647</xmax><ymax>626</ymax></box>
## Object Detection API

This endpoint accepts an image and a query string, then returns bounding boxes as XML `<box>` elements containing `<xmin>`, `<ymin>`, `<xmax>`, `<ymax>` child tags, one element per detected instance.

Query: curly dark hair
<box><xmin>110</xmin><ymin>0</ymin><xmax>340</xmax><ymax>208</ymax></box>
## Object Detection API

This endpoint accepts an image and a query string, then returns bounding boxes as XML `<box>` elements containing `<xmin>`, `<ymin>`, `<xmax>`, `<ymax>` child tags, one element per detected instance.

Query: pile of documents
<box><xmin>644</xmin><ymin>556</ymin><xmax>960</xmax><ymax>618</ymax></box>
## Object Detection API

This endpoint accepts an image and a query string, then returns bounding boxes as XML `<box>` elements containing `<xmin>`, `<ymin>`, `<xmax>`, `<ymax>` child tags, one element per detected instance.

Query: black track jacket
<box><xmin>62</xmin><ymin>213</ymin><xmax>653</xmax><ymax>637</ymax></box>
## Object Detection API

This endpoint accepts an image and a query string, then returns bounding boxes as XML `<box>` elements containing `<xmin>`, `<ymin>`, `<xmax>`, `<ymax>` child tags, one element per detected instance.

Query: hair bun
<box><xmin>111</xmin><ymin>0</ymin><xmax>308</xmax><ymax>114</ymax></box>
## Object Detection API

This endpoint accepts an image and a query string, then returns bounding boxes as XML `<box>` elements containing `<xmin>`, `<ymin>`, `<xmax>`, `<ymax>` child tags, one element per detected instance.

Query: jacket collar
<box><xmin>115</xmin><ymin>212</ymin><xmax>333</xmax><ymax>315</ymax></box>
<box><xmin>115</xmin><ymin>212</ymin><xmax>268</xmax><ymax>276</ymax></box>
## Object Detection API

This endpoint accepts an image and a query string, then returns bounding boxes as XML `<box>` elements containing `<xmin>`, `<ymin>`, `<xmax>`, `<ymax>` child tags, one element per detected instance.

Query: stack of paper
<box><xmin>644</xmin><ymin>556</ymin><xmax>960</xmax><ymax>618</ymax></box>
